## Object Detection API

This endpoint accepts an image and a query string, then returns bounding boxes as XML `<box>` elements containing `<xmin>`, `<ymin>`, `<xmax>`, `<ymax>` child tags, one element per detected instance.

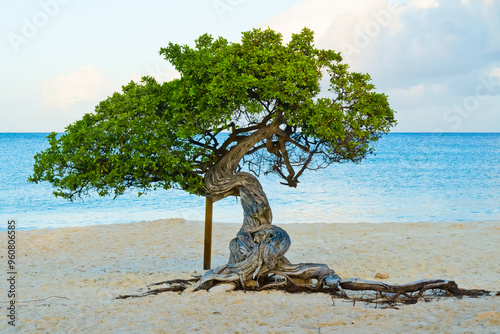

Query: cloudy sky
<box><xmin>1</xmin><ymin>0</ymin><xmax>499</xmax><ymax>132</ymax></box>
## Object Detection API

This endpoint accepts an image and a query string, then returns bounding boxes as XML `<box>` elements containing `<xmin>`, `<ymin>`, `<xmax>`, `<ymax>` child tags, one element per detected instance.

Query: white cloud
<box><xmin>463</xmin><ymin>0</ymin><xmax>494</xmax><ymax>7</ymax></box>
<box><xmin>389</xmin><ymin>84</ymin><xmax>447</xmax><ymax>106</ymax></box>
<box><xmin>491</xmin><ymin>67</ymin><xmax>500</xmax><ymax>79</ymax></box>
<box><xmin>258</xmin><ymin>0</ymin><xmax>341</xmax><ymax>42</ymax></box>
<box><xmin>260</xmin><ymin>0</ymin><xmax>405</xmax><ymax>42</ymax></box>
<box><xmin>260</xmin><ymin>0</ymin><xmax>500</xmax><ymax>132</ymax></box>
<box><xmin>408</xmin><ymin>0</ymin><xmax>439</xmax><ymax>9</ymax></box>
<box><xmin>392</xmin><ymin>84</ymin><xmax>426</xmax><ymax>99</ymax></box>
<box><xmin>42</xmin><ymin>64</ymin><xmax>113</xmax><ymax>109</ymax></box>
<box><xmin>262</xmin><ymin>0</ymin><xmax>500</xmax><ymax>85</ymax></box>
<box><xmin>259</xmin><ymin>0</ymin><xmax>405</xmax><ymax>71</ymax></box>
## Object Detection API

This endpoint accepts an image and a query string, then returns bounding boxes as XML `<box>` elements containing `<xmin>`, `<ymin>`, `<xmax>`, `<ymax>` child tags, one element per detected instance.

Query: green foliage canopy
<box><xmin>29</xmin><ymin>27</ymin><xmax>396</xmax><ymax>200</ymax></box>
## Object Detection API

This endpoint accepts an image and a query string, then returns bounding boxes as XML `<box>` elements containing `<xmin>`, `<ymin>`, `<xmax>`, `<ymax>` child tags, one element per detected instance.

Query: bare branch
<box><xmin>219</xmin><ymin>113</ymin><xmax>276</xmax><ymax>157</ymax></box>
<box><xmin>187</xmin><ymin>138</ymin><xmax>217</xmax><ymax>151</ymax></box>
<box><xmin>277</xmin><ymin>137</ymin><xmax>297</xmax><ymax>187</ymax></box>
<box><xmin>246</xmin><ymin>142</ymin><xmax>266</xmax><ymax>155</ymax></box>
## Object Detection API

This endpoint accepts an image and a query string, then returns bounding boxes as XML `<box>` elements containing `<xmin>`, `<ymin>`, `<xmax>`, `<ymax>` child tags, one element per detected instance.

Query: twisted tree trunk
<box><xmin>195</xmin><ymin>122</ymin><xmax>340</xmax><ymax>290</ymax></box>
<box><xmin>193</xmin><ymin>122</ymin><xmax>465</xmax><ymax>301</ymax></box>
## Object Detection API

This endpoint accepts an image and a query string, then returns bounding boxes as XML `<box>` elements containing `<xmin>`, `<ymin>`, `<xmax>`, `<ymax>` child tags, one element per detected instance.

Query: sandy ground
<box><xmin>1</xmin><ymin>219</ymin><xmax>499</xmax><ymax>333</ymax></box>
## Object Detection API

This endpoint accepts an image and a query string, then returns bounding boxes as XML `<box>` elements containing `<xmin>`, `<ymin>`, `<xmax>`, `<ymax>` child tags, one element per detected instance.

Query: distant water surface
<box><xmin>0</xmin><ymin>133</ymin><xmax>498</xmax><ymax>230</ymax></box>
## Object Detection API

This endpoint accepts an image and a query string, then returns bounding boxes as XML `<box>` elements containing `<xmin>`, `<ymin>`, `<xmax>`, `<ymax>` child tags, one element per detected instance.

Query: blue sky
<box><xmin>1</xmin><ymin>0</ymin><xmax>499</xmax><ymax>132</ymax></box>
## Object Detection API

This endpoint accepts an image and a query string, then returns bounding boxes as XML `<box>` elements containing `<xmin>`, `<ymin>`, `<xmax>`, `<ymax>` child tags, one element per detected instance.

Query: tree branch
<box><xmin>187</xmin><ymin>138</ymin><xmax>217</xmax><ymax>152</ymax></box>
<box><xmin>219</xmin><ymin>113</ymin><xmax>275</xmax><ymax>159</ymax></box>
<box><xmin>277</xmin><ymin>137</ymin><xmax>297</xmax><ymax>187</ymax></box>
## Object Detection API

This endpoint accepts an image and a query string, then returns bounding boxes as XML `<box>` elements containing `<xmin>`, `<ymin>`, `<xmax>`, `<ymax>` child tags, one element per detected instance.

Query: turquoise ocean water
<box><xmin>0</xmin><ymin>133</ymin><xmax>498</xmax><ymax>231</ymax></box>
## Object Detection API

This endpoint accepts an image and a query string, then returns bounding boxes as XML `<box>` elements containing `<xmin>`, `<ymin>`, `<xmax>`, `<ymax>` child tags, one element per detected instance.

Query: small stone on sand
<box><xmin>375</xmin><ymin>273</ymin><xmax>390</xmax><ymax>279</ymax></box>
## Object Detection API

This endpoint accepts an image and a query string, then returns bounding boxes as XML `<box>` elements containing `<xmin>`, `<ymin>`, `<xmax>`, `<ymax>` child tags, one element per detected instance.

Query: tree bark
<box><xmin>196</xmin><ymin>122</ymin><xmax>340</xmax><ymax>290</ymax></box>
<box><xmin>194</xmin><ymin>123</ymin><xmax>466</xmax><ymax>301</ymax></box>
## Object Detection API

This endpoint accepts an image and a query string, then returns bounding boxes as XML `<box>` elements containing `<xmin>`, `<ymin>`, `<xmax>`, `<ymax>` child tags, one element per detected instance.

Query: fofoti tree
<box><xmin>30</xmin><ymin>28</ymin><xmax>465</xmax><ymax>299</ymax></box>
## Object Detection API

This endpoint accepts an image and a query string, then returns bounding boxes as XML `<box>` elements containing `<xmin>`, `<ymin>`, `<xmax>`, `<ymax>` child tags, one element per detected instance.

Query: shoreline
<box><xmin>2</xmin><ymin>218</ymin><xmax>500</xmax><ymax>233</ymax></box>
<box><xmin>1</xmin><ymin>219</ymin><xmax>499</xmax><ymax>332</ymax></box>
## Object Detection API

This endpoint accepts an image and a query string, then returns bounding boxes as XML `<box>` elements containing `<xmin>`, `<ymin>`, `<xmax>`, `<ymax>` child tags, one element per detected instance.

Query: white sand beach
<box><xmin>1</xmin><ymin>219</ymin><xmax>499</xmax><ymax>333</ymax></box>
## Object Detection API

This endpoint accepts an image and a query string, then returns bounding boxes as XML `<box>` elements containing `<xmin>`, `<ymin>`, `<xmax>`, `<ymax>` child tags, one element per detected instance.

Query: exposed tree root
<box><xmin>329</xmin><ymin>285</ymin><xmax>492</xmax><ymax>308</ymax></box>
<box><xmin>116</xmin><ymin>276</ymin><xmax>493</xmax><ymax>308</ymax></box>
<box><xmin>116</xmin><ymin>278</ymin><xmax>199</xmax><ymax>299</ymax></box>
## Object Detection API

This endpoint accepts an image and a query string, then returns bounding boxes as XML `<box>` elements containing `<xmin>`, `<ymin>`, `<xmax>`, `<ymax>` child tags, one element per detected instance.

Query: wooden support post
<box><xmin>203</xmin><ymin>197</ymin><xmax>213</xmax><ymax>270</ymax></box>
